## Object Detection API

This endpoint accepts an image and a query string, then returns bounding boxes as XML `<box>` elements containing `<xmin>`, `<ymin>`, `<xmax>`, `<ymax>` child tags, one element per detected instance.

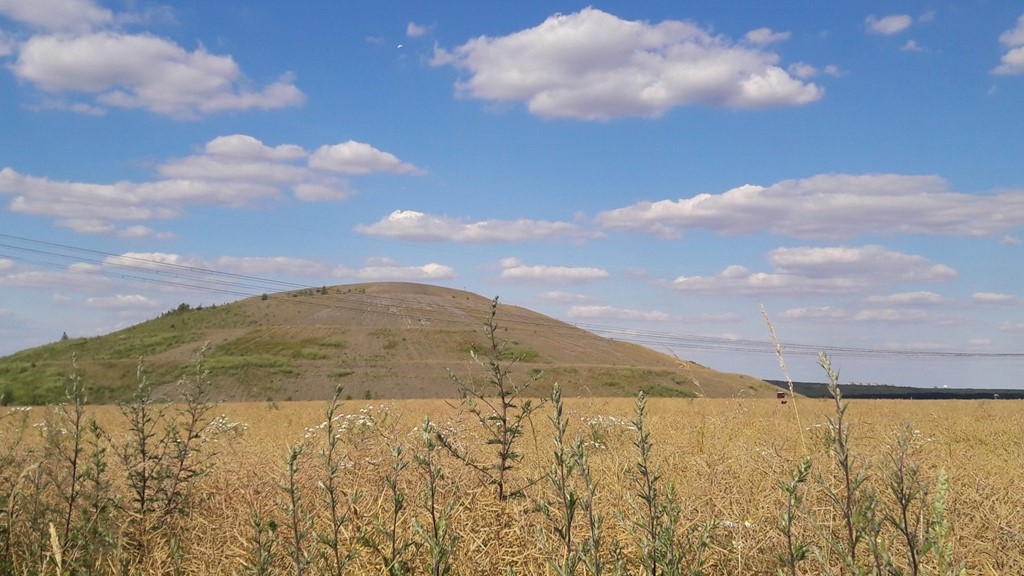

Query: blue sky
<box><xmin>1</xmin><ymin>0</ymin><xmax>1022</xmax><ymax>388</ymax></box>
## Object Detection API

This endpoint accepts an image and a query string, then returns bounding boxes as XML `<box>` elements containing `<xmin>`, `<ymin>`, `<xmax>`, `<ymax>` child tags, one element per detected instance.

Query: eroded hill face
<box><xmin>0</xmin><ymin>282</ymin><xmax>775</xmax><ymax>404</ymax></box>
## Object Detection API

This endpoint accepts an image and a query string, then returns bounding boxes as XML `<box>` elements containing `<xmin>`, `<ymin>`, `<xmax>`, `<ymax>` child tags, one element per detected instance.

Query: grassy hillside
<box><xmin>0</xmin><ymin>282</ymin><xmax>775</xmax><ymax>404</ymax></box>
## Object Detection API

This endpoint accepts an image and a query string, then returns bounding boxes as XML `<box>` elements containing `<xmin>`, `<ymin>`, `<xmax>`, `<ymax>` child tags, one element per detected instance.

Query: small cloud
<box><xmin>901</xmin><ymin>40</ymin><xmax>924</xmax><ymax>52</ymax></box>
<box><xmin>788</xmin><ymin>62</ymin><xmax>818</xmax><ymax>79</ymax></box>
<box><xmin>85</xmin><ymin>294</ymin><xmax>160</xmax><ymax>309</ymax></box>
<box><xmin>406</xmin><ymin>22</ymin><xmax>431</xmax><ymax>38</ymax></box>
<box><xmin>973</xmin><ymin>292</ymin><xmax>1022</xmax><ymax>305</ymax></box>
<box><xmin>1000</xmin><ymin>322</ymin><xmax>1024</xmax><ymax>333</ymax></box>
<box><xmin>780</xmin><ymin>306</ymin><xmax>849</xmax><ymax>321</ymax></box>
<box><xmin>744</xmin><ymin>27</ymin><xmax>790</xmax><ymax>45</ymax></box>
<box><xmin>334</xmin><ymin>258</ymin><xmax>456</xmax><ymax>281</ymax></box>
<box><xmin>356</xmin><ymin>209</ymin><xmax>597</xmax><ymax>243</ymax></box>
<box><xmin>538</xmin><ymin>291</ymin><xmax>590</xmax><ymax>304</ymax></box>
<box><xmin>866</xmin><ymin>291</ymin><xmax>946</xmax><ymax>305</ymax></box>
<box><xmin>309</xmin><ymin>141</ymin><xmax>422</xmax><ymax>175</ymax></box>
<box><xmin>567</xmin><ymin>305</ymin><xmax>672</xmax><ymax>322</ymax></box>
<box><xmin>865</xmin><ymin>14</ymin><xmax>913</xmax><ymax>35</ymax></box>
<box><xmin>994</xmin><ymin>14</ymin><xmax>1024</xmax><ymax>75</ymax></box>
<box><xmin>853</xmin><ymin>308</ymin><xmax>933</xmax><ymax>323</ymax></box>
<box><xmin>497</xmin><ymin>259</ymin><xmax>609</xmax><ymax>284</ymax></box>
<box><xmin>1001</xmin><ymin>234</ymin><xmax>1021</xmax><ymax>245</ymax></box>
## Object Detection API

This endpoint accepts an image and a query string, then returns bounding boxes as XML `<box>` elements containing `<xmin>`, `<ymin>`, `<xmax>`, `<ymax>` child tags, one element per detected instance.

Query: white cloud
<box><xmin>865</xmin><ymin>291</ymin><xmax>946</xmax><ymax>305</ymax></box>
<box><xmin>865</xmin><ymin>14</ymin><xmax>913</xmax><ymax>35</ymax></box>
<box><xmin>538</xmin><ymin>291</ymin><xmax>590</xmax><ymax>304</ymax></box>
<box><xmin>0</xmin><ymin>0</ymin><xmax>112</xmax><ymax>32</ymax></box>
<box><xmin>567</xmin><ymin>305</ymin><xmax>672</xmax><ymax>322</ymax></box>
<box><xmin>972</xmin><ymin>292</ymin><xmax>1022</xmax><ymax>305</ymax></box>
<box><xmin>787</xmin><ymin>62</ymin><xmax>818</xmax><ymax>79</ymax></box>
<box><xmin>744</xmin><ymin>27</ymin><xmax>790</xmax><ymax>45</ymax></box>
<box><xmin>1000</xmin><ymin>322</ymin><xmax>1024</xmax><ymax>333</ymax></box>
<box><xmin>431</xmin><ymin>7</ymin><xmax>822</xmax><ymax>120</ymax></box>
<box><xmin>901</xmin><ymin>40</ymin><xmax>923</xmax><ymax>52</ymax></box>
<box><xmin>1</xmin><ymin>135</ymin><xmax>420</xmax><ymax>232</ymax></box>
<box><xmin>993</xmin><ymin>14</ymin><xmax>1024</xmax><ymax>75</ymax></box>
<box><xmin>406</xmin><ymin>22</ymin><xmax>430</xmax><ymax>38</ymax></box>
<box><xmin>1001</xmin><ymin>234</ymin><xmax>1021</xmax><ymax>245</ymax></box>
<box><xmin>117</xmin><ymin>225</ymin><xmax>175</xmax><ymax>239</ymax></box>
<box><xmin>595</xmin><ymin>173</ymin><xmax>1024</xmax><ymax>240</ymax></box>
<box><xmin>670</xmin><ymin>245</ymin><xmax>956</xmax><ymax>296</ymax></box>
<box><xmin>853</xmin><ymin>308</ymin><xmax>933</xmax><ymax>323</ymax></box>
<box><xmin>498</xmin><ymin>258</ymin><xmax>609</xmax><ymax>284</ymax></box>
<box><xmin>334</xmin><ymin>258</ymin><xmax>456</xmax><ymax>281</ymax></box>
<box><xmin>10</xmin><ymin>32</ymin><xmax>305</xmax><ymax>118</ymax></box>
<box><xmin>309</xmin><ymin>141</ymin><xmax>422</xmax><ymax>175</ymax></box>
<box><xmin>85</xmin><ymin>294</ymin><xmax>159</xmax><ymax>308</ymax></box>
<box><xmin>0</xmin><ymin>258</ymin><xmax>13</xmax><ymax>270</ymax></box>
<box><xmin>780</xmin><ymin>306</ymin><xmax>849</xmax><ymax>321</ymax></box>
<box><xmin>356</xmin><ymin>209</ymin><xmax>595</xmax><ymax>243</ymax></box>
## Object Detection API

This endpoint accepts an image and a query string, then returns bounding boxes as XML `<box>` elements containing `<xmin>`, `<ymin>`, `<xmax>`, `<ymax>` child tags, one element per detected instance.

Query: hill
<box><xmin>0</xmin><ymin>282</ymin><xmax>775</xmax><ymax>404</ymax></box>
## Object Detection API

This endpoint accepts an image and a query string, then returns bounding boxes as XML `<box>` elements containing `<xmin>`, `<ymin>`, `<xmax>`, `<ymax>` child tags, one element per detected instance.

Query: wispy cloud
<box><xmin>497</xmin><ymin>258</ymin><xmax>609</xmax><ymax>284</ymax></box>
<box><xmin>993</xmin><ymin>13</ymin><xmax>1024</xmax><ymax>75</ymax></box>
<box><xmin>669</xmin><ymin>245</ymin><xmax>956</xmax><ymax>296</ymax></box>
<box><xmin>357</xmin><ymin>210</ymin><xmax>596</xmax><ymax>243</ymax></box>
<box><xmin>865</xmin><ymin>14</ymin><xmax>913</xmax><ymax>35</ymax></box>
<box><xmin>596</xmin><ymin>173</ymin><xmax>1024</xmax><ymax>240</ymax></box>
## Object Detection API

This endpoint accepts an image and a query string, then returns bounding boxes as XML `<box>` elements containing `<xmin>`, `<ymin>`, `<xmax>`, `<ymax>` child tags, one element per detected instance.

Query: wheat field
<box><xmin>3</xmin><ymin>389</ymin><xmax>1021</xmax><ymax>575</ymax></box>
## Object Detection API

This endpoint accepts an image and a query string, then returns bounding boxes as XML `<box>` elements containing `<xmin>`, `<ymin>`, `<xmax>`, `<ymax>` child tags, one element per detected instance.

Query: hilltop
<box><xmin>0</xmin><ymin>282</ymin><xmax>775</xmax><ymax>404</ymax></box>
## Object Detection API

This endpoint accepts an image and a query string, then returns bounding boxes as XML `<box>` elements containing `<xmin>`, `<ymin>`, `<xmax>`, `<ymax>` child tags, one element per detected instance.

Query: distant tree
<box><xmin>60</xmin><ymin>331</ymin><xmax>69</xmax><ymax>342</ymax></box>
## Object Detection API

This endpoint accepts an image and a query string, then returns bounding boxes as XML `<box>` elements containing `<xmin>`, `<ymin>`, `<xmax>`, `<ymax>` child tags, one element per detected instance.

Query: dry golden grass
<box><xmin>3</xmin><ymin>395</ymin><xmax>1022</xmax><ymax>575</ymax></box>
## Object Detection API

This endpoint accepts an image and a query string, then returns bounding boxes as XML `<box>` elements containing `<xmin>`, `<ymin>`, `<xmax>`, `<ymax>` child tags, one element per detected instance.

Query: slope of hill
<box><xmin>0</xmin><ymin>282</ymin><xmax>775</xmax><ymax>404</ymax></box>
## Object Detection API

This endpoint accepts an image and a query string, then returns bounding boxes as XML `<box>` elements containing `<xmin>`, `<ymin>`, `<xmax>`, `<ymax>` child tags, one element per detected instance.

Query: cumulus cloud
<box><xmin>309</xmin><ymin>141</ymin><xmax>422</xmax><ymax>175</ymax></box>
<box><xmin>0</xmin><ymin>134</ymin><xmax>420</xmax><ymax>233</ymax></box>
<box><xmin>865</xmin><ymin>14</ymin><xmax>913</xmax><ymax>35</ymax></box>
<box><xmin>0</xmin><ymin>0</ymin><xmax>112</xmax><ymax>32</ymax></box>
<box><xmin>993</xmin><ymin>13</ymin><xmax>1024</xmax><ymax>75</ymax></box>
<box><xmin>1</xmin><ymin>0</ymin><xmax>304</xmax><ymax>118</ymax></box>
<box><xmin>431</xmin><ymin>7</ymin><xmax>822</xmax><ymax>120</ymax></box>
<box><xmin>497</xmin><ymin>258</ymin><xmax>609</xmax><ymax>284</ymax></box>
<box><xmin>356</xmin><ymin>209</ymin><xmax>595</xmax><ymax>243</ymax></box>
<box><xmin>669</xmin><ymin>245</ymin><xmax>956</xmax><ymax>296</ymax></box>
<box><xmin>595</xmin><ymin>173</ymin><xmax>1024</xmax><ymax>240</ymax></box>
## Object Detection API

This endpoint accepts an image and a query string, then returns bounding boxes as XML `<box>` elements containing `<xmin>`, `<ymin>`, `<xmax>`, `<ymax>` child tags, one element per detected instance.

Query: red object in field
<box><xmin>776</xmin><ymin>390</ymin><xmax>787</xmax><ymax>404</ymax></box>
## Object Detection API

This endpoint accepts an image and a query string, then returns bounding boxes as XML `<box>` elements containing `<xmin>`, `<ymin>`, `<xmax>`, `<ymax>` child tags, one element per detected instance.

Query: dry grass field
<box><xmin>3</xmin><ymin>388</ymin><xmax>1022</xmax><ymax>575</ymax></box>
